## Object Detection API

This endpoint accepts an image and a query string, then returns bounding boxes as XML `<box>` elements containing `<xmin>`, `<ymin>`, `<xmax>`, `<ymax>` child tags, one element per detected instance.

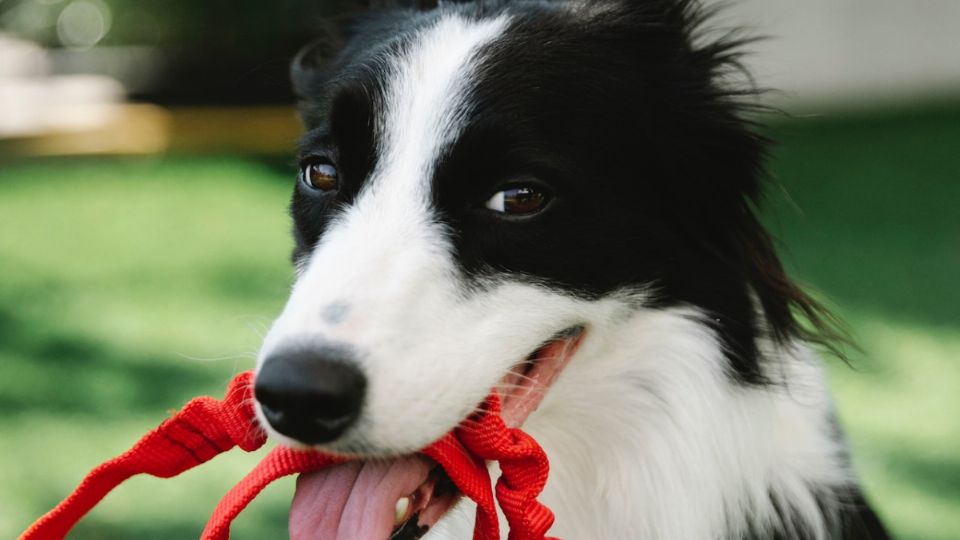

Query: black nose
<box><xmin>254</xmin><ymin>345</ymin><xmax>366</xmax><ymax>444</ymax></box>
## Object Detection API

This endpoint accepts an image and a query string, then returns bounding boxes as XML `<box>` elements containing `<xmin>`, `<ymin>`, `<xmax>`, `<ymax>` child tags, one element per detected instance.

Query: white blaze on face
<box><xmin>375</xmin><ymin>14</ymin><xmax>510</xmax><ymax>205</ymax></box>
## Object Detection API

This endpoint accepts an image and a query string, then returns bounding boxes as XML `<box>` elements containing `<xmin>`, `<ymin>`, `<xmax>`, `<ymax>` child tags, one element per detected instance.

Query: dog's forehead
<box><xmin>360</xmin><ymin>13</ymin><xmax>510</xmax><ymax>202</ymax></box>
<box><xmin>317</xmin><ymin>4</ymin><xmax>642</xmax><ymax>206</ymax></box>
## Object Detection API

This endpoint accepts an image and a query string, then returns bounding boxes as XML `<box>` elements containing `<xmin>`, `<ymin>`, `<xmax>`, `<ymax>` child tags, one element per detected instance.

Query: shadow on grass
<box><xmin>0</xmin><ymin>304</ymin><xmax>218</xmax><ymax>417</ymax></box>
<box><xmin>883</xmin><ymin>449</ymin><xmax>960</xmax><ymax>505</ymax></box>
<box><xmin>26</xmin><ymin>473</ymin><xmax>295</xmax><ymax>540</ymax></box>
<box><xmin>28</xmin><ymin>486</ymin><xmax>290</xmax><ymax>540</ymax></box>
<box><xmin>56</xmin><ymin>520</ymin><xmax>204</xmax><ymax>540</ymax></box>
<box><xmin>66</xmin><ymin>503</ymin><xmax>290</xmax><ymax>540</ymax></box>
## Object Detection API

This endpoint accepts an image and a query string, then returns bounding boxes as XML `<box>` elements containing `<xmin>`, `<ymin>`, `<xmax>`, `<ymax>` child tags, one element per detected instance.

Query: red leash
<box><xmin>20</xmin><ymin>371</ymin><xmax>556</xmax><ymax>540</ymax></box>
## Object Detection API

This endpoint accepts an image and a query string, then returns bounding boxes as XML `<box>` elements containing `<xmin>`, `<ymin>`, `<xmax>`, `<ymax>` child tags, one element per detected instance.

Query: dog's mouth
<box><xmin>288</xmin><ymin>326</ymin><xmax>586</xmax><ymax>539</ymax></box>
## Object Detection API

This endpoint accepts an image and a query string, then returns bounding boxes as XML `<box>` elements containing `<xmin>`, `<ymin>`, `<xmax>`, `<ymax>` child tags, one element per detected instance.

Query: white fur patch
<box><xmin>426</xmin><ymin>307</ymin><xmax>852</xmax><ymax>539</ymax></box>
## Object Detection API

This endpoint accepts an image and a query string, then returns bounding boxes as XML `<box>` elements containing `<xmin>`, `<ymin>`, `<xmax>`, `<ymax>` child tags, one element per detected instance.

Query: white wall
<box><xmin>707</xmin><ymin>0</ymin><xmax>960</xmax><ymax>110</ymax></box>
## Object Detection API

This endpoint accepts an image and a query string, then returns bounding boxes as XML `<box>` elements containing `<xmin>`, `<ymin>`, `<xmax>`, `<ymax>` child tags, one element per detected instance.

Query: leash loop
<box><xmin>20</xmin><ymin>371</ymin><xmax>556</xmax><ymax>540</ymax></box>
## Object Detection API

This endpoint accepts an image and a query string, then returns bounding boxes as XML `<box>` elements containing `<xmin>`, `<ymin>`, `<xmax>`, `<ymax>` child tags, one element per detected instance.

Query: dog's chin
<box><xmin>286</xmin><ymin>326</ymin><xmax>586</xmax><ymax>539</ymax></box>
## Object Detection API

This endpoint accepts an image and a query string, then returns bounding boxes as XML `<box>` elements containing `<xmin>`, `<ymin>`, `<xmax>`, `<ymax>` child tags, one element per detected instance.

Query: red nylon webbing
<box><xmin>20</xmin><ymin>371</ymin><xmax>556</xmax><ymax>540</ymax></box>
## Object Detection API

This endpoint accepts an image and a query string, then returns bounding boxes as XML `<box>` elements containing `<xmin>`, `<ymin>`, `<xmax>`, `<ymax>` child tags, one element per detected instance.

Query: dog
<box><xmin>251</xmin><ymin>1</ymin><xmax>891</xmax><ymax>538</ymax></box>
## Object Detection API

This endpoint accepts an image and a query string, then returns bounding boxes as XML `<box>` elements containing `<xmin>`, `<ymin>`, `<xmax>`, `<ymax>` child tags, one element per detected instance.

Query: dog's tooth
<box><xmin>394</xmin><ymin>497</ymin><xmax>410</xmax><ymax>527</ymax></box>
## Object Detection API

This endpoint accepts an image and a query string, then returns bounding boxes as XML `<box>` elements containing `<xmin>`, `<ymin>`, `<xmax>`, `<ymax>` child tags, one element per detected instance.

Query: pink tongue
<box><xmin>289</xmin><ymin>455</ymin><xmax>433</xmax><ymax>540</ymax></box>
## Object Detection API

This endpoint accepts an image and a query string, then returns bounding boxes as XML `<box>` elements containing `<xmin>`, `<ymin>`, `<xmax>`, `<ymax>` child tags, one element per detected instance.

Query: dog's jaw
<box><xmin>424</xmin><ymin>307</ymin><xmax>853</xmax><ymax>539</ymax></box>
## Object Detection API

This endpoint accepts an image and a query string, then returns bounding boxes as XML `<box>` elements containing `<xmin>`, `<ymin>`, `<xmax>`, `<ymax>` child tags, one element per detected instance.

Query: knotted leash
<box><xmin>20</xmin><ymin>371</ymin><xmax>556</xmax><ymax>540</ymax></box>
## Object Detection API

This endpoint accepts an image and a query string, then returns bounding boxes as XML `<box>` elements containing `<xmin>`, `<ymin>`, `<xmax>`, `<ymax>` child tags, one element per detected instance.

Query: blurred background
<box><xmin>1</xmin><ymin>0</ymin><xmax>957</xmax><ymax>538</ymax></box>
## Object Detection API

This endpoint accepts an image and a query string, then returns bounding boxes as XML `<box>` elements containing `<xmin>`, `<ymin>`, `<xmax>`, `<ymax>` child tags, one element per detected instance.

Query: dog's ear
<box><xmin>292</xmin><ymin>0</ymin><xmax>469</xmax><ymax>124</ymax></box>
<box><xmin>370</xmin><ymin>0</ymin><xmax>438</xmax><ymax>8</ymax></box>
<box><xmin>289</xmin><ymin>0</ymin><xmax>433</xmax><ymax>99</ymax></box>
<box><xmin>292</xmin><ymin>0</ymin><xmax>473</xmax><ymax>96</ymax></box>
<box><xmin>370</xmin><ymin>0</ymin><xmax>479</xmax><ymax>9</ymax></box>
<box><xmin>290</xmin><ymin>21</ymin><xmax>344</xmax><ymax>103</ymax></box>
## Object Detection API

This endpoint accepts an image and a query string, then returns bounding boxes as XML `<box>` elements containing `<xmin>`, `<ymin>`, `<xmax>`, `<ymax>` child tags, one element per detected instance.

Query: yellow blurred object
<box><xmin>0</xmin><ymin>105</ymin><xmax>303</xmax><ymax>157</ymax></box>
<box><xmin>166</xmin><ymin>106</ymin><xmax>303</xmax><ymax>155</ymax></box>
<box><xmin>4</xmin><ymin>103</ymin><xmax>171</xmax><ymax>156</ymax></box>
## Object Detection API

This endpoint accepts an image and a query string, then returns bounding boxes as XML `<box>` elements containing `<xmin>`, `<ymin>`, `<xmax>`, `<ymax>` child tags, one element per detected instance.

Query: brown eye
<box><xmin>485</xmin><ymin>185</ymin><xmax>549</xmax><ymax>215</ymax></box>
<box><xmin>303</xmin><ymin>162</ymin><xmax>338</xmax><ymax>191</ymax></box>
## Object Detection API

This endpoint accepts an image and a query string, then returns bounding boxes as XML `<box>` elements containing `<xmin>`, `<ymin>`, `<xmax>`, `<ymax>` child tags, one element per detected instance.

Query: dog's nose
<box><xmin>254</xmin><ymin>346</ymin><xmax>366</xmax><ymax>444</ymax></box>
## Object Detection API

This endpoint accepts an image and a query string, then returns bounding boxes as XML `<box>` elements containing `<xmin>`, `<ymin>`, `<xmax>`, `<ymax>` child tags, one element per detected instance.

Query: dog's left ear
<box><xmin>370</xmin><ymin>0</ymin><xmax>480</xmax><ymax>9</ymax></box>
<box><xmin>292</xmin><ymin>0</ymin><xmax>480</xmax><ymax>94</ymax></box>
<box><xmin>291</xmin><ymin>24</ymin><xmax>343</xmax><ymax>101</ymax></box>
<box><xmin>290</xmin><ymin>20</ymin><xmax>348</xmax><ymax>128</ymax></box>
<box><xmin>371</xmin><ymin>0</ymin><xmax>438</xmax><ymax>8</ymax></box>
<box><xmin>292</xmin><ymin>0</ymin><xmax>478</xmax><ymax>125</ymax></box>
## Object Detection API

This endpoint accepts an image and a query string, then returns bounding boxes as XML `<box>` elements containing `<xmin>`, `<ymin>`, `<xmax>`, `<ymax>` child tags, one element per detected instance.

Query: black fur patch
<box><xmin>743</xmin><ymin>488</ymin><xmax>891</xmax><ymax>540</ymax></box>
<box><xmin>289</xmin><ymin>0</ymin><xmax>840</xmax><ymax>385</ymax></box>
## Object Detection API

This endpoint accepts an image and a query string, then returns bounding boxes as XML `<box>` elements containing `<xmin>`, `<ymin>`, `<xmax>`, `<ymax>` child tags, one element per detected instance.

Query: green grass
<box><xmin>761</xmin><ymin>104</ymin><xmax>960</xmax><ymax>540</ymax></box>
<box><xmin>0</xmin><ymin>157</ymin><xmax>296</xmax><ymax>539</ymax></box>
<box><xmin>1</xmin><ymin>104</ymin><xmax>958</xmax><ymax>539</ymax></box>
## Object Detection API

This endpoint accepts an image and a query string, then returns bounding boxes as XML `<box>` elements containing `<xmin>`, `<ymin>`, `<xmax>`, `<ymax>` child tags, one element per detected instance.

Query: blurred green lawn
<box><xmin>1</xmin><ymin>104</ymin><xmax>958</xmax><ymax>539</ymax></box>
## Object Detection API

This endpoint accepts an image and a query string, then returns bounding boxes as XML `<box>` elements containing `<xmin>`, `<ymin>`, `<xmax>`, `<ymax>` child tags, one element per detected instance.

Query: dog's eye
<box><xmin>301</xmin><ymin>161</ymin><xmax>338</xmax><ymax>192</ymax></box>
<box><xmin>484</xmin><ymin>185</ymin><xmax>550</xmax><ymax>215</ymax></box>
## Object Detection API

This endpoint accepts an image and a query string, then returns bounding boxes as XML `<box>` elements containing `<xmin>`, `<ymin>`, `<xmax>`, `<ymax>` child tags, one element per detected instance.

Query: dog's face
<box><xmin>255</xmin><ymin>0</ymin><xmax>780</xmax><ymax>455</ymax></box>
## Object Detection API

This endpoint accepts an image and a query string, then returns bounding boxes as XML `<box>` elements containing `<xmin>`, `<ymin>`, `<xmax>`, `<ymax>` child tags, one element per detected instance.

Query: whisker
<box><xmin>175</xmin><ymin>351</ymin><xmax>258</xmax><ymax>363</ymax></box>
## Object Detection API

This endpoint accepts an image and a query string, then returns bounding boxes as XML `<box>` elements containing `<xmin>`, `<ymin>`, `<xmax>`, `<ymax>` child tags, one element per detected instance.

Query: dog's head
<box><xmin>253</xmin><ymin>0</ymin><xmax>820</xmax><ymax>456</ymax></box>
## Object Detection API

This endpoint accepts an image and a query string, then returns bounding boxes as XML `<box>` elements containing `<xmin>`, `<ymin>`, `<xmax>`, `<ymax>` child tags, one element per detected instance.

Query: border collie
<box><xmin>252</xmin><ymin>1</ymin><xmax>890</xmax><ymax>538</ymax></box>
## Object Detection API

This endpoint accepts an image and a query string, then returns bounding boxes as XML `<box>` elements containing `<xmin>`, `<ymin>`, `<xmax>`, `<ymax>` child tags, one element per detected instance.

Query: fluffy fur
<box><xmin>257</xmin><ymin>0</ymin><xmax>890</xmax><ymax>537</ymax></box>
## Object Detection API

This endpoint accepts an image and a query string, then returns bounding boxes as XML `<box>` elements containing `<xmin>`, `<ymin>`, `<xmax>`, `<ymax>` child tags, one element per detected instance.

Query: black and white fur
<box><xmin>257</xmin><ymin>0</ymin><xmax>890</xmax><ymax>537</ymax></box>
